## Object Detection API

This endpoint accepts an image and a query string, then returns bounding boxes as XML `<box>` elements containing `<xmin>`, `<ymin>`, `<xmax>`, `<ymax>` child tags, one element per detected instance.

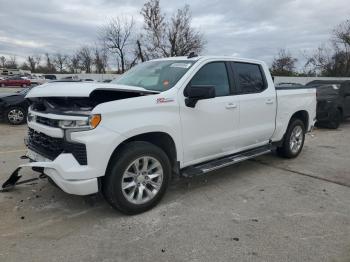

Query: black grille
<box><xmin>36</xmin><ymin>116</ymin><xmax>59</xmax><ymax>127</ymax></box>
<box><xmin>28</xmin><ymin>128</ymin><xmax>63</xmax><ymax>160</ymax></box>
<box><xmin>65</xmin><ymin>142</ymin><xmax>88</xmax><ymax>165</ymax></box>
<box><xmin>27</xmin><ymin>128</ymin><xmax>87</xmax><ymax>165</ymax></box>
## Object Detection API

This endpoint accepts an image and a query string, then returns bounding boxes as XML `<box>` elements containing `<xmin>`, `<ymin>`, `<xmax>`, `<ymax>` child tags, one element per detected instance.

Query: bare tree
<box><xmin>5</xmin><ymin>56</ymin><xmax>18</xmax><ymax>69</ymax></box>
<box><xmin>0</xmin><ymin>56</ymin><xmax>6</xmax><ymax>68</ymax></box>
<box><xmin>140</xmin><ymin>0</ymin><xmax>167</xmax><ymax>58</ymax></box>
<box><xmin>66</xmin><ymin>54</ymin><xmax>80</xmax><ymax>73</ymax></box>
<box><xmin>54</xmin><ymin>53</ymin><xmax>68</xmax><ymax>73</ymax></box>
<box><xmin>270</xmin><ymin>49</ymin><xmax>298</xmax><ymax>76</ymax></box>
<box><xmin>44</xmin><ymin>53</ymin><xmax>56</xmax><ymax>73</ymax></box>
<box><xmin>332</xmin><ymin>19</ymin><xmax>350</xmax><ymax>75</ymax></box>
<box><xmin>100</xmin><ymin>17</ymin><xmax>135</xmax><ymax>73</ymax></box>
<box><xmin>93</xmin><ymin>47</ymin><xmax>108</xmax><ymax>73</ymax></box>
<box><xmin>77</xmin><ymin>46</ymin><xmax>93</xmax><ymax>73</ymax></box>
<box><xmin>140</xmin><ymin>0</ymin><xmax>205</xmax><ymax>59</ymax></box>
<box><xmin>27</xmin><ymin>56</ymin><xmax>35</xmax><ymax>71</ymax></box>
<box><xmin>306</xmin><ymin>20</ymin><xmax>350</xmax><ymax>76</ymax></box>
<box><xmin>168</xmin><ymin>5</ymin><xmax>204</xmax><ymax>56</ymax></box>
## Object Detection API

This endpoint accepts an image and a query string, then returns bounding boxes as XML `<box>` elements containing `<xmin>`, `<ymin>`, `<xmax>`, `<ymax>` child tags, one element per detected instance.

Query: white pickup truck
<box><xmin>2</xmin><ymin>56</ymin><xmax>316</xmax><ymax>214</ymax></box>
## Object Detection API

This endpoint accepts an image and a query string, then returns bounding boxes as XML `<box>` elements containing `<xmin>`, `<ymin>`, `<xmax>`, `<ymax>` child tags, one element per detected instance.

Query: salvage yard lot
<box><xmin>0</xmin><ymin>122</ymin><xmax>350</xmax><ymax>262</ymax></box>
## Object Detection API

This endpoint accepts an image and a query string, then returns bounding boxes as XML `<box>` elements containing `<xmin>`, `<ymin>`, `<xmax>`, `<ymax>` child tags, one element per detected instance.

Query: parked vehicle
<box><xmin>28</xmin><ymin>75</ymin><xmax>47</xmax><ymax>86</ymax></box>
<box><xmin>43</xmin><ymin>74</ymin><xmax>57</xmax><ymax>80</ymax></box>
<box><xmin>0</xmin><ymin>76</ymin><xmax>31</xmax><ymax>87</ymax></box>
<box><xmin>2</xmin><ymin>56</ymin><xmax>316</xmax><ymax>214</ymax></box>
<box><xmin>0</xmin><ymin>88</ymin><xmax>31</xmax><ymax>124</ymax></box>
<box><xmin>306</xmin><ymin>80</ymin><xmax>350</xmax><ymax>129</ymax></box>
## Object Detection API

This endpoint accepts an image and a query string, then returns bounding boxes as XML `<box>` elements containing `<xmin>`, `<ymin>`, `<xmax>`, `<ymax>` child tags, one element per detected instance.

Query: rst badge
<box><xmin>156</xmin><ymin>97</ymin><xmax>174</xmax><ymax>104</ymax></box>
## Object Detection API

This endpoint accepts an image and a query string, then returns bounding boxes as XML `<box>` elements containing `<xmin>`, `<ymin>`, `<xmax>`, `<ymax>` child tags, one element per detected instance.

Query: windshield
<box><xmin>112</xmin><ymin>60</ymin><xmax>195</xmax><ymax>92</ymax></box>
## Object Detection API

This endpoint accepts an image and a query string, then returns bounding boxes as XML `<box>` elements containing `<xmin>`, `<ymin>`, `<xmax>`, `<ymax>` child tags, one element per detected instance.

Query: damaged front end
<box><xmin>1</xmin><ymin>83</ymin><xmax>159</xmax><ymax>193</ymax></box>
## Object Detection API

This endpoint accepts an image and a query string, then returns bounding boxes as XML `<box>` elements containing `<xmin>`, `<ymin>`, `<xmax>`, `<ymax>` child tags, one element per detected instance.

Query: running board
<box><xmin>181</xmin><ymin>145</ymin><xmax>273</xmax><ymax>177</ymax></box>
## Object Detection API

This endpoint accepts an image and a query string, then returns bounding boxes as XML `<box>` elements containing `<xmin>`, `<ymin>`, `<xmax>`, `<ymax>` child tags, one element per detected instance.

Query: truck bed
<box><xmin>272</xmin><ymin>87</ymin><xmax>316</xmax><ymax>142</ymax></box>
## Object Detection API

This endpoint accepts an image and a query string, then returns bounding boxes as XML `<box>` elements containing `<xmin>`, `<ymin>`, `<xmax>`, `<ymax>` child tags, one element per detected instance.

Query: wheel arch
<box><xmin>106</xmin><ymin>132</ymin><xmax>179</xmax><ymax>176</ymax></box>
<box><xmin>290</xmin><ymin>110</ymin><xmax>309</xmax><ymax>130</ymax></box>
<box><xmin>274</xmin><ymin>110</ymin><xmax>309</xmax><ymax>147</ymax></box>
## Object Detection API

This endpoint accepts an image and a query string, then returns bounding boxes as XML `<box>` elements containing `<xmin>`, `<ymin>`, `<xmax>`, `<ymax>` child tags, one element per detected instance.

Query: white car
<box><xmin>2</xmin><ymin>56</ymin><xmax>316</xmax><ymax>214</ymax></box>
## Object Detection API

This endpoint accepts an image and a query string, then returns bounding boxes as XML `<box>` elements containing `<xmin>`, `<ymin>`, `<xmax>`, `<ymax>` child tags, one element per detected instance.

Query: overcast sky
<box><xmin>0</xmin><ymin>0</ymin><xmax>349</xmax><ymax>69</ymax></box>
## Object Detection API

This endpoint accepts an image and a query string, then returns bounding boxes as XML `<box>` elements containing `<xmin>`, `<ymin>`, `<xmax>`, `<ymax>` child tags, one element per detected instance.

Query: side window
<box><xmin>233</xmin><ymin>62</ymin><xmax>266</xmax><ymax>94</ymax></box>
<box><xmin>190</xmin><ymin>62</ymin><xmax>230</xmax><ymax>97</ymax></box>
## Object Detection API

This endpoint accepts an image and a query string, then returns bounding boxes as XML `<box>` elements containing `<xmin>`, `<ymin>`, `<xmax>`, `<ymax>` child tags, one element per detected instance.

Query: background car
<box><xmin>0</xmin><ymin>88</ymin><xmax>31</xmax><ymax>124</ymax></box>
<box><xmin>0</xmin><ymin>76</ymin><xmax>31</xmax><ymax>87</ymax></box>
<box><xmin>306</xmin><ymin>80</ymin><xmax>350</xmax><ymax>129</ymax></box>
<box><xmin>43</xmin><ymin>74</ymin><xmax>57</xmax><ymax>80</ymax></box>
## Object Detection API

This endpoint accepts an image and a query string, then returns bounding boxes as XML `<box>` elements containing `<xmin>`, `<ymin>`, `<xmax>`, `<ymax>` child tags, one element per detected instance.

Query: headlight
<box><xmin>58</xmin><ymin>114</ymin><xmax>101</xmax><ymax>130</ymax></box>
<box><xmin>58</xmin><ymin>119</ymin><xmax>89</xmax><ymax>129</ymax></box>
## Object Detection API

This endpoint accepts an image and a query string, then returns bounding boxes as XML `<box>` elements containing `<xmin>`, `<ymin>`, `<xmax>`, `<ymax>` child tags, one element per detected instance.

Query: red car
<box><xmin>0</xmin><ymin>76</ymin><xmax>31</xmax><ymax>87</ymax></box>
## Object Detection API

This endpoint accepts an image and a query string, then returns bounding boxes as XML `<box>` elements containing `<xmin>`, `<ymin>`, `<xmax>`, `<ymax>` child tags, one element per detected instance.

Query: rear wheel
<box><xmin>277</xmin><ymin>119</ymin><xmax>305</xmax><ymax>158</ymax></box>
<box><xmin>6</xmin><ymin>107</ymin><xmax>26</xmax><ymax>125</ymax></box>
<box><xmin>103</xmin><ymin>141</ymin><xmax>171</xmax><ymax>215</ymax></box>
<box><xmin>1</xmin><ymin>83</ymin><xmax>5</xmax><ymax>87</ymax></box>
<box><xmin>22</xmin><ymin>84</ymin><xmax>27</xmax><ymax>88</ymax></box>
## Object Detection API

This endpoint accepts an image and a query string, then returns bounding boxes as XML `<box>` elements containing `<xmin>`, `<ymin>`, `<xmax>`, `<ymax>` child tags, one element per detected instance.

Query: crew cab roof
<box><xmin>151</xmin><ymin>56</ymin><xmax>266</xmax><ymax>65</ymax></box>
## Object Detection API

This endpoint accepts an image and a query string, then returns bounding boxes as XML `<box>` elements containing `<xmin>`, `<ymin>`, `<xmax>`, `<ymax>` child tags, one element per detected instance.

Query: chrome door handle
<box><xmin>226</xmin><ymin>102</ymin><xmax>237</xmax><ymax>109</ymax></box>
<box><xmin>265</xmin><ymin>99</ymin><xmax>274</xmax><ymax>105</ymax></box>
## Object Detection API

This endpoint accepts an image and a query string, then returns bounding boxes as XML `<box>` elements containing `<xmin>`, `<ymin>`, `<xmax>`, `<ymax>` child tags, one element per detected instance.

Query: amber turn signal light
<box><xmin>89</xmin><ymin>114</ymin><xmax>101</xmax><ymax>129</ymax></box>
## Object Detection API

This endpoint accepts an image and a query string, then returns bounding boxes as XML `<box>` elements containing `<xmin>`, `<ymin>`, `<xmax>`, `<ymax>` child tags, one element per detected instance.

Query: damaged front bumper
<box><xmin>1</xmin><ymin>150</ymin><xmax>99</xmax><ymax>195</ymax></box>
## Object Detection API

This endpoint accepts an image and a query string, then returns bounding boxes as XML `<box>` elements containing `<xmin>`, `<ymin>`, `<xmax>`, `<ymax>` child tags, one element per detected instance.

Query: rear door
<box><xmin>230</xmin><ymin>62</ymin><xmax>276</xmax><ymax>150</ymax></box>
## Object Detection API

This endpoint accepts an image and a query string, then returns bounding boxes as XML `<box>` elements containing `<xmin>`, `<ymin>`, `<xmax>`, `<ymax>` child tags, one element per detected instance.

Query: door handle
<box><xmin>226</xmin><ymin>102</ymin><xmax>237</xmax><ymax>109</ymax></box>
<box><xmin>265</xmin><ymin>99</ymin><xmax>274</xmax><ymax>105</ymax></box>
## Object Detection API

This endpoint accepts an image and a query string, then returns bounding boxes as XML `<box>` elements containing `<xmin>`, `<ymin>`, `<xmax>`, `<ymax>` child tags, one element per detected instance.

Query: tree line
<box><xmin>270</xmin><ymin>19</ymin><xmax>350</xmax><ymax>77</ymax></box>
<box><xmin>0</xmin><ymin>0</ymin><xmax>204</xmax><ymax>74</ymax></box>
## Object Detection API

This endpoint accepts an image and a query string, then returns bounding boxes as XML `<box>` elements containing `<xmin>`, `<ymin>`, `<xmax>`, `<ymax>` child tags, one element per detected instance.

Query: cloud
<box><xmin>0</xmin><ymin>0</ymin><xmax>349</xmax><ymax>68</ymax></box>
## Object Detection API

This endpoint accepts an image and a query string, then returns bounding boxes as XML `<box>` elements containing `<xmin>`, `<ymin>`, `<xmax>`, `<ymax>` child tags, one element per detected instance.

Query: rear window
<box><xmin>232</xmin><ymin>63</ymin><xmax>266</xmax><ymax>94</ymax></box>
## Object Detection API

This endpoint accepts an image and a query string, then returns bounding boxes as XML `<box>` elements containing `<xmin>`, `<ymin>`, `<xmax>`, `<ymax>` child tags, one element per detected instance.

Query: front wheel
<box><xmin>277</xmin><ymin>119</ymin><xmax>305</xmax><ymax>158</ymax></box>
<box><xmin>103</xmin><ymin>141</ymin><xmax>171</xmax><ymax>215</ymax></box>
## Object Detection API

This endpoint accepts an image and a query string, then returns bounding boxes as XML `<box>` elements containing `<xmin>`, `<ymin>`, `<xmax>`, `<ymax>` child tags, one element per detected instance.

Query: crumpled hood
<box><xmin>25</xmin><ymin>82</ymin><xmax>159</xmax><ymax>98</ymax></box>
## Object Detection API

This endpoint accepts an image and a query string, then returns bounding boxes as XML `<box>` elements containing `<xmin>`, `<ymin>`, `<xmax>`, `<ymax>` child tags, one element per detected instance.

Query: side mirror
<box><xmin>185</xmin><ymin>85</ymin><xmax>216</xmax><ymax>108</ymax></box>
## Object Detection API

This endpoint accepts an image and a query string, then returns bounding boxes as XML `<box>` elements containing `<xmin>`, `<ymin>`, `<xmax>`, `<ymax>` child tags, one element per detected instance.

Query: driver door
<box><xmin>179</xmin><ymin>61</ymin><xmax>240</xmax><ymax>166</ymax></box>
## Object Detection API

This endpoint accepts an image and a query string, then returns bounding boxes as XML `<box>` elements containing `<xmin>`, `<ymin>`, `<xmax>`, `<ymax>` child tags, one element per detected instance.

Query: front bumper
<box><xmin>21</xmin><ymin>150</ymin><xmax>99</xmax><ymax>195</ymax></box>
<box><xmin>3</xmin><ymin>109</ymin><xmax>125</xmax><ymax>195</ymax></box>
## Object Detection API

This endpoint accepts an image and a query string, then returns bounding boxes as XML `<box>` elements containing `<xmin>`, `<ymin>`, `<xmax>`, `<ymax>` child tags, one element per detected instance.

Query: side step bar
<box><xmin>181</xmin><ymin>144</ymin><xmax>274</xmax><ymax>177</ymax></box>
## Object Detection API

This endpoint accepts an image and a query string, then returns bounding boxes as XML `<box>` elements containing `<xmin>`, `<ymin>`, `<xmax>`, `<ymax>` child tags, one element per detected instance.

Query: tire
<box><xmin>326</xmin><ymin>109</ymin><xmax>342</xmax><ymax>129</ymax></box>
<box><xmin>22</xmin><ymin>84</ymin><xmax>27</xmax><ymax>88</ymax></box>
<box><xmin>5</xmin><ymin>106</ymin><xmax>27</xmax><ymax>125</ymax></box>
<box><xmin>103</xmin><ymin>141</ymin><xmax>171</xmax><ymax>215</ymax></box>
<box><xmin>277</xmin><ymin>119</ymin><xmax>305</xmax><ymax>158</ymax></box>
<box><xmin>1</xmin><ymin>83</ymin><xmax>5</xmax><ymax>87</ymax></box>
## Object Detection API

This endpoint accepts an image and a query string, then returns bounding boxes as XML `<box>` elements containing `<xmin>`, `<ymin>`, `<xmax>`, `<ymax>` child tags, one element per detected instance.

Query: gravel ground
<box><xmin>0</xmin><ymin>121</ymin><xmax>349</xmax><ymax>262</ymax></box>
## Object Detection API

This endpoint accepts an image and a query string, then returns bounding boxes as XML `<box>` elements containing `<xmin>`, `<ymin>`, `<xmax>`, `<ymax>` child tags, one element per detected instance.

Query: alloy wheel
<box><xmin>289</xmin><ymin>125</ymin><xmax>303</xmax><ymax>154</ymax></box>
<box><xmin>121</xmin><ymin>156</ymin><xmax>164</xmax><ymax>205</ymax></box>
